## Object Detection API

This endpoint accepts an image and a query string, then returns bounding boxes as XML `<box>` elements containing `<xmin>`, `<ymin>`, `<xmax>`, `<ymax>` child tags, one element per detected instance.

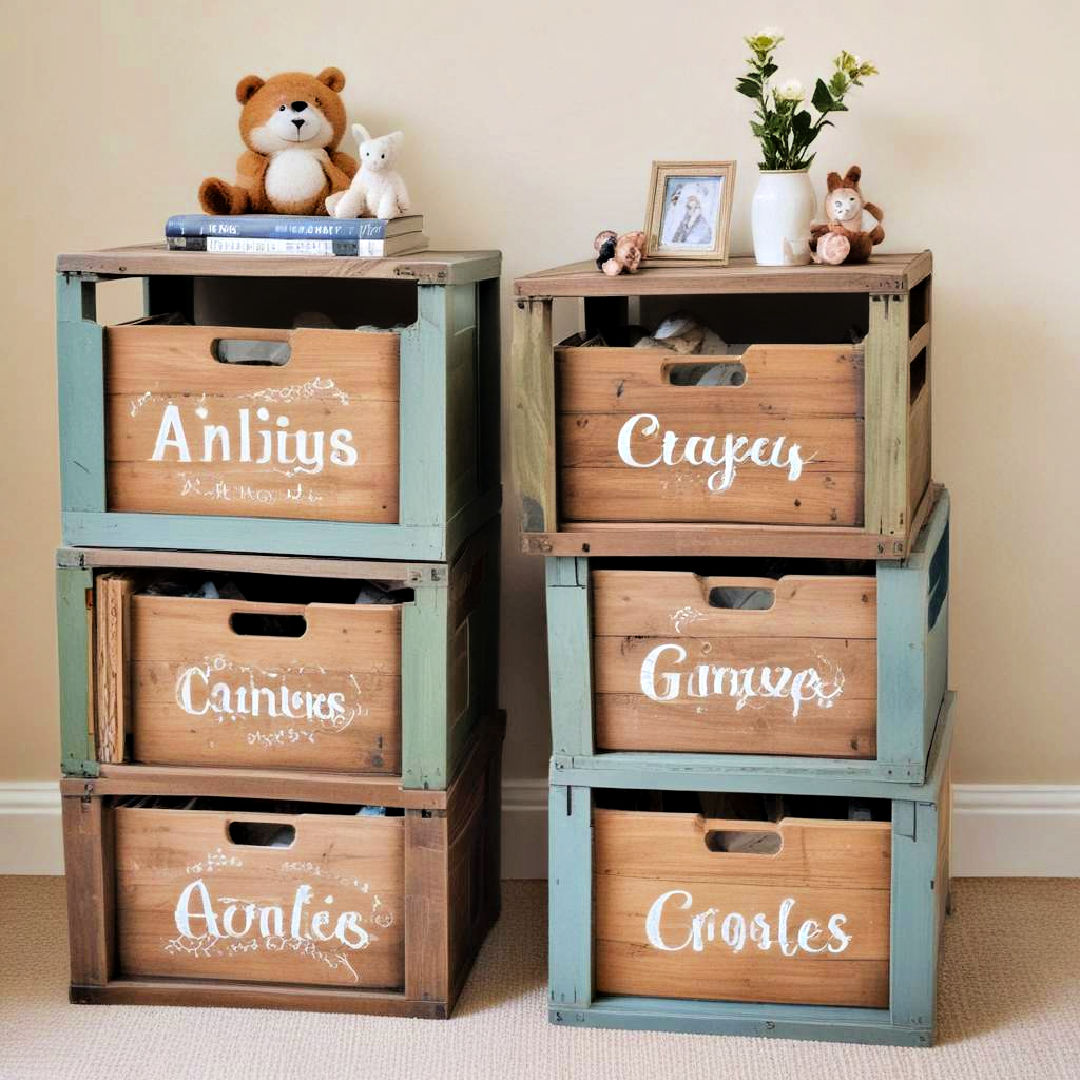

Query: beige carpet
<box><xmin>1</xmin><ymin>877</ymin><xmax>1077</xmax><ymax>1080</ymax></box>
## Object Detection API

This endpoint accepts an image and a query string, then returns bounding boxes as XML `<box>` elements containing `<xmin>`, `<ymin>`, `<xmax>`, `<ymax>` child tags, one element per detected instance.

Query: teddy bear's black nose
<box><xmin>290</xmin><ymin>101</ymin><xmax>308</xmax><ymax>112</ymax></box>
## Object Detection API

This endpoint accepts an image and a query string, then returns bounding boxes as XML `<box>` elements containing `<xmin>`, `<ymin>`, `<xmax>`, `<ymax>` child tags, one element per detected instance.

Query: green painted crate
<box><xmin>548</xmin><ymin>692</ymin><xmax>954</xmax><ymax>1046</ymax></box>
<box><xmin>56</xmin><ymin>249</ymin><xmax>501</xmax><ymax>562</ymax></box>
<box><xmin>56</xmin><ymin>519</ymin><xmax>499</xmax><ymax>790</ymax></box>
<box><xmin>546</xmin><ymin>487</ymin><xmax>949</xmax><ymax>788</ymax></box>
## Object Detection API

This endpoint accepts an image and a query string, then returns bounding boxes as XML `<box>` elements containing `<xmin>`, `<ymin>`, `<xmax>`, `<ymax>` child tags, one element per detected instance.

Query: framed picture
<box><xmin>643</xmin><ymin>160</ymin><xmax>736</xmax><ymax>264</ymax></box>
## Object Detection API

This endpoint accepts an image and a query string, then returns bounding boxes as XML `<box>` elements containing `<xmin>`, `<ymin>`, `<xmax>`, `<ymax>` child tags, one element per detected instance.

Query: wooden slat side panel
<box><xmin>865</xmin><ymin>294</ymin><xmax>910</xmax><ymax>538</ymax></box>
<box><xmin>95</xmin><ymin>574</ymin><xmax>134</xmax><ymax>764</ymax></box>
<box><xmin>593</xmin><ymin>810</ymin><xmax>891</xmax><ymax>1008</ymax></box>
<box><xmin>57</xmin><ymin>565</ymin><xmax>98</xmax><ymax>776</ymax></box>
<box><xmin>907</xmin><ymin>385</ymin><xmax>931</xmax><ymax>521</ymax></box>
<box><xmin>115</xmin><ymin>808</ymin><xmax>405</xmax><ymax>989</ymax></box>
<box><xmin>512</xmin><ymin>299</ymin><xmax>556</xmax><ymax>532</ymax></box>
<box><xmin>62</xmin><ymin>795</ymin><xmax>115</xmax><ymax>985</ymax></box>
<box><xmin>404</xmin><ymin>811</ymin><xmax>450</xmax><ymax>1003</ymax></box>
<box><xmin>128</xmin><ymin>596</ymin><xmax>401</xmax><ymax>774</ymax></box>
<box><xmin>105</xmin><ymin>325</ymin><xmax>400</xmax><ymax>522</ymax></box>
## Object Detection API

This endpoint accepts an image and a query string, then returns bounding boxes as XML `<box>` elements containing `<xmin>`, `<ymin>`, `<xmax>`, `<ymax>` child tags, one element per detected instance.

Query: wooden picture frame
<box><xmin>643</xmin><ymin>160</ymin><xmax>736</xmax><ymax>264</ymax></box>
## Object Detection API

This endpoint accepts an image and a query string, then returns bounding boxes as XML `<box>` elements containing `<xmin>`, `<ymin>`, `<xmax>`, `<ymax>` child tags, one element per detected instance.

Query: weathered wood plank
<box><xmin>512</xmin><ymin>299</ymin><xmax>556</xmax><ymax>532</ymax></box>
<box><xmin>95</xmin><ymin>574</ymin><xmax>133</xmax><ymax>764</ymax></box>
<box><xmin>865</xmin><ymin>293</ymin><xmax>910</xmax><ymax>537</ymax></box>
<box><xmin>517</xmin><ymin>252</ymin><xmax>932</xmax><ymax>298</ymax></box>
<box><xmin>58</xmin><ymin>247</ymin><xmax>502</xmax><ymax>286</ymax></box>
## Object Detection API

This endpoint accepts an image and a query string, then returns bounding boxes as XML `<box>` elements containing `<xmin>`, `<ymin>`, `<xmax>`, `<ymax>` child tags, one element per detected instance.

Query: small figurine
<box><xmin>327</xmin><ymin>124</ymin><xmax>410</xmax><ymax>219</ymax></box>
<box><xmin>634</xmin><ymin>312</ymin><xmax>727</xmax><ymax>355</ymax></box>
<box><xmin>810</xmin><ymin>166</ymin><xmax>885</xmax><ymax>265</ymax></box>
<box><xmin>594</xmin><ymin>230</ymin><xmax>646</xmax><ymax>276</ymax></box>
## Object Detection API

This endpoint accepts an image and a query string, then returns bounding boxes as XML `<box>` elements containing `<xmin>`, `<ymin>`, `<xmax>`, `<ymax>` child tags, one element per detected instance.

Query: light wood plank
<box><xmin>865</xmin><ymin>293</ymin><xmax>910</xmax><ymax>537</ymax></box>
<box><xmin>516</xmin><ymin>252</ymin><xmax>932</xmax><ymax>298</ymax></box>
<box><xmin>593</xmin><ymin>809</ymin><xmax>891</xmax><ymax>1008</ymax></box>
<box><xmin>58</xmin><ymin>246</ymin><xmax>502</xmax><ymax>286</ymax></box>
<box><xmin>106</xmin><ymin>324</ymin><xmax>400</xmax><ymax>522</ymax></box>
<box><xmin>95</xmin><ymin>574</ymin><xmax>134</xmax><ymax>764</ymax></box>
<box><xmin>115</xmin><ymin>806</ymin><xmax>406</xmax><ymax>989</ymax></box>
<box><xmin>128</xmin><ymin>595</ymin><xmax>401</xmax><ymax>774</ymax></box>
<box><xmin>512</xmin><ymin>299</ymin><xmax>556</xmax><ymax>532</ymax></box>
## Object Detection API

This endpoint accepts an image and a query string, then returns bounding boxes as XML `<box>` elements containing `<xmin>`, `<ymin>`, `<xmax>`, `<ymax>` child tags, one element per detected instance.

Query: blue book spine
<box><xmin>165</xmin><ymin>214</ymin><xmax>391</xmax><ymax>240</ymax></box>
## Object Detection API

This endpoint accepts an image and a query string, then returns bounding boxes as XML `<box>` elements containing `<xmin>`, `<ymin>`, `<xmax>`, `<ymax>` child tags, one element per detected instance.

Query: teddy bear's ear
<box><xmin>317</xmin><ymin>67</ymin><xmax>346</xmax><ymax>93</ymax></box>
<box><xmin>826</xmin><ymin>171</ymin><xmax>844</xmax><ymax>191</ymax></box>
<box><xmin>844</xmin><ymin>165</ymin><xmax>863</xmax><ymax>187</ymax></box>
<box><xmin>235</xmin><ymin>75</ymin><xmax>265</xmax><ymax>104</ymax></box>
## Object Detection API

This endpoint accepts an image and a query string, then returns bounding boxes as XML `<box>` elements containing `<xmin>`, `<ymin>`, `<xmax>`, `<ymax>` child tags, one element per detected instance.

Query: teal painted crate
<box><xmin>56</xmin><ymin>249</ymin><xmax>501</xmax><ymax>562</ymax></box>
<box><xmin>546</xmin><ymin>487</ymin><xmax>949</xmax><ymax>788</ymax></box>
<box><xmin>56</xmin><ymin>518</ymin><xmax>499</xmax><ymax>790</ymax></box>
<box><xmin>548</xmin><ymin>692</ymin><xmax>954</xmax><ymax>1046</ymax></box>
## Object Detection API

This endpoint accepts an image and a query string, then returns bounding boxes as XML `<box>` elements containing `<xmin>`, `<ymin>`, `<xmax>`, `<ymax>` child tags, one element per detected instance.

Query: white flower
<box><xmin>775</xmin><ymin>78</ymin><xmax>805</xmax><ymax>102</ymax></box>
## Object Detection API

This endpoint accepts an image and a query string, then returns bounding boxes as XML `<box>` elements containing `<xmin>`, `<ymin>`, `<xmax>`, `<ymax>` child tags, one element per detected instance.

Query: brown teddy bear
<box><xmin>198</xmin><ymin>68</ymin><xmax>358</xmax><ymax>216</ymax></box>
<box><xmin>809</xmin><ymin>166</ymin><xmax>885</xmax><ymax>265</ymax></box>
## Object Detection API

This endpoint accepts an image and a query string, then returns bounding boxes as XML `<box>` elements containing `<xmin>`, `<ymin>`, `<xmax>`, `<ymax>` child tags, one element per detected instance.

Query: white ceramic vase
<box><xmin>751</xmin><ymin>169</ymin><xmax>816</xmax><ymax>266</ymax></box>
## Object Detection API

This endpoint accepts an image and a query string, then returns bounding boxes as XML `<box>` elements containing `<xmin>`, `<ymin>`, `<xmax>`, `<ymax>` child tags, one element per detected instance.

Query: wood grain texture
<box><xmin>105</xmin><ymin>324</ymin><xmax>400</xmax><ymax>522</ymax></box>
<box><xmin>557</xmin><ymin>345</ymin><xmax>864</xmax><ymax>526</ymax></box>
<box><xmin>512</xmin><ymin>299</ymin><xmax>555</xmax><ymax>532</ymax></box>
<box><xmin>127</xmin><ymin>595</ymin><xmax>401</xmax><ymax>773</ymax></box>
<box><xmin>114</xmin><ymin>807</ymin><xmax>406</xmax><ymax>989</ymax></box>
<box><xmin>864</xmin><ymin>294</ymin><xmax>909</xmax><ymax>537</ymax></box>
<box><xmin>95</xmin><ymin>574</ymin><xmax>134</xmax><ymax>764</ymax></box>
<box><xmin>58</xmin><ymin>247</ymin><xmax>502</xmax><ymax>286</ymax></box>
<box><xmin>593</xmin><ymin>809</ymin><xmax>891</xmax><ymax>1007</ymax></box>
<box><xmin>516</xmin><ymin>252</ymin><xmax>931</xmax><ymax>298</ymax></box>
<box><xmin>61</xmin><ymin>794</ymin><xmax>116</xmax><ymax>985</ymax></box>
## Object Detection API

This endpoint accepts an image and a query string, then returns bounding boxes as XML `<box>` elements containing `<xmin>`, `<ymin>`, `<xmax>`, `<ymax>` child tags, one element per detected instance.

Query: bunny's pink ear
<box><xmin>844</xmin><ymin>165</ymin><xmax>863</xmax><ymax>187</ymax></box>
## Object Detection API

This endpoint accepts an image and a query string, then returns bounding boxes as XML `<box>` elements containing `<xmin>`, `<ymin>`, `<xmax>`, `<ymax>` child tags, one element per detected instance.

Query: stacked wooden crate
<box><xmin>513</xmin><ymin>253</ymin><xmax>954</xmax><ymax>1046</ymax></box>
<box><xmin>55</xmin><ymin>245</ymin><xmax>503</xmax><ymax>1017</ymax></box>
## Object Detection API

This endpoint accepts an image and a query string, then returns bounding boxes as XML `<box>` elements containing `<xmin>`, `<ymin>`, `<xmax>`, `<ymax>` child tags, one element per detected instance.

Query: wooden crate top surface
<box><xmin>58</xmin><ymin>244</ymin><xmax>501</xmax><ymax>285</ymax></box>
<box><xmin>516</xmin><ymin>251</ymin><xmax>930</xmax><ymax>298</ymax></box>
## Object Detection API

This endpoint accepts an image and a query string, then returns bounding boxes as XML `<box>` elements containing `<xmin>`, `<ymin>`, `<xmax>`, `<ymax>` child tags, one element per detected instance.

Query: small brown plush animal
<box><xmin>810</xmin><ymin>166</ymin><xmax>885</xmax><ymax>265</ymax></box>
<box><xmin>594</xmin><ymin>230</ymin><xmax>646</xmax><ymax>276</ymax></box>
<box><xmin>199</xmin><ymin>68</ymin><xmax>358</xmax><ymax>216</ymax></box>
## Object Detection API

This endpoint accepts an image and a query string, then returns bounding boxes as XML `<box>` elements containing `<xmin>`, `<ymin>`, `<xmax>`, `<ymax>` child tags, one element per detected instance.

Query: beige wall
<box><xmin>2</xmin><ymin>0</ymin><xmax>1077</xmax><ymax>786</ymax></box>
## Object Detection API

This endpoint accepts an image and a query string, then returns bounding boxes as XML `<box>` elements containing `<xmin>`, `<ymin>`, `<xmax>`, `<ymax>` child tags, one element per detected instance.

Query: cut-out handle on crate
<box><xmin>226</xmin><ymin>819</ymin><xmax>297</xmax><ymax>848</ymax></box>
<box><xmin>702</xmin><ymin>818</ymin><xmax>784</xmax><ymax>856</ymax></box>
<box><xmin>704</xmin><ymin>576</ymin><xmax>777</xmax><ymax>612</ymax></box>
<box><xmin>212</xmin><ymin>333</ymin><xmax>292</xmax><ymax>366</ymax></box>
<box><xmin>663</xmin><ymin>360</ymin><xmax>747</xmax><ymax>388</ymax></box>
<box><xmin>225</xmin><ymin>601</ymin><xmax>309</xmax><ymax>638</ymax></box>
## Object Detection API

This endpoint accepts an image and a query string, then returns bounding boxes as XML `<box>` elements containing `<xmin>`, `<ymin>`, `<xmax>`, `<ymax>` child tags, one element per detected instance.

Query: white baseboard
<box><xmin>0</xmin><ymin>783</ymin><xmax>63</xmax><ymax>874</ymax></box>
<box><xmin>2</xmin><ymin>780</ymin><xmax>1076</xmax><ymax>879</ymax></box>
<box><xmin>951</xmin><ymin>784</ymin><xmax>1080</xmax><ymax>877</ymax></box>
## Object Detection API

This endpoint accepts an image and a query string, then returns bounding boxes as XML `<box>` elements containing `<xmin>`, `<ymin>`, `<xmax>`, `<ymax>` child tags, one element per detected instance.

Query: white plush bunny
<box><xmin>326</xmin><ymin>124</ymin><xmax>410</xmax><ymax>219</ymax></box>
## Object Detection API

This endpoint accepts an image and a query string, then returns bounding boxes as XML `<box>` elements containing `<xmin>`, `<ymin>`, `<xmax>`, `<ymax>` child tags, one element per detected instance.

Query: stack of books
<box><xmin>165</xmin><ymin>213</ymin><xmax>428</xmax><ymax>257</ymax></box>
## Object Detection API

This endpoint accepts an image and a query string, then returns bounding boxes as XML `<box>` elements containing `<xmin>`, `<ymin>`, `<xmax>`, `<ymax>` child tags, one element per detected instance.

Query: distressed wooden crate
<box><xmin>548</xmin><ymin>694</ymin><xmax>953</xmax><ymax>1046</ymax></box>
<box><xmin>57</xmin><ymin>247</ymin><xmax>501</xmax><ymax>562</ymax></box>
<box><xmin>61</xmin><ymin>713</ymin><xmax>503</xmax><ymax>1017</ymax></box>
<box><xmin>56</xmin><ymin>519</ymin><xmax>499</xmax><ymax>790</ymax></box>
<box><xmin>547</xmin><ymin>487</ymin><xmax>948</xmax><ymax>785</ymax></box>
<box><xmin>514</xmin><ymin>254</ymin><xmax>933</xmax><ymax>559</ymax></box>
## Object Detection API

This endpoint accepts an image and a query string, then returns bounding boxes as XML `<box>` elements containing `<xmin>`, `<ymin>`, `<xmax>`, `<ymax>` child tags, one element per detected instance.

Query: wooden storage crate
<box><xmin>61</xmin><ymin>713</ymin><xmax>503</xmax><ymax>1016</ymax></box>
<box><xmin>547</xmin><ymin>487</ymin><xmax>948</xmax><ymax>784</ymax></box>
<box><xmin>548</xmin><ymin>694</ymin><xmax>954</xmax><ymax>1045</ymax></box>
<box><xmin>56</xmin><ymin>519</ymin><xmax>499</xmax><ymax>790</ymax></box>
<box><xmin>57</xmin><ymin>247</ymin><xmax>501</xmax><ymax>562</ymax></box>
<box><xmin>514</xmin><ymin>254</ymin><xmax>933</xmax><ymax>559</ymax></box>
